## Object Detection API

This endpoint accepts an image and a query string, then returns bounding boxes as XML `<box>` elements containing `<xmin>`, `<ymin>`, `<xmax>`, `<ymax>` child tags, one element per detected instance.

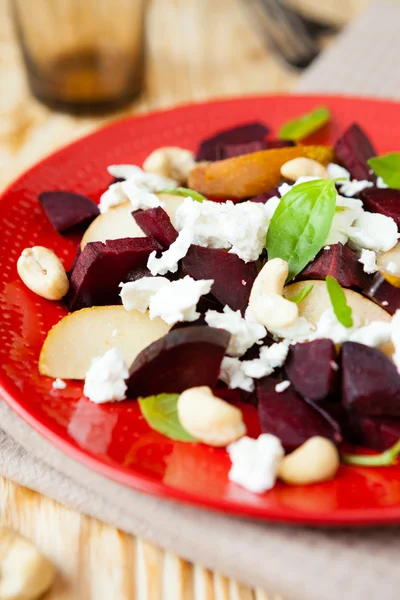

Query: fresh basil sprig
<box><xmin>278</xmin><ymin>106</ymin><xmax>331</xmax><ymax>141</ymax></box>
<box><xmin>288</xmin><ymin>283</ymin><xmax>314</xmax><ymax>304</ymax></box>
<box><xmin>159</xmin><ymin>187</ymin><xmax>206</xmax><ymax>202</ymax></box>
<box><xmin>266</xmin><ymin>179</ymin><xmax>337</xmax><ymax>280</ymax></box>
<box><xmin>368</xmin><ymin>153</ymin><xmax>400</xmax><ymax>188</ymax></box>
<box><xmin>342</xmin><ymin>440</ymin><xmax>400</xmax><ymax>466</ymax></box>
<box><xmin>138</xmin><ymin>393</ymin><xmax>196</xmax><ymax>442</ymax></box>
<box><xmin>325</xmin><ymin>276</ymin><xmax>353</xmax><ymax>328</ymax></box>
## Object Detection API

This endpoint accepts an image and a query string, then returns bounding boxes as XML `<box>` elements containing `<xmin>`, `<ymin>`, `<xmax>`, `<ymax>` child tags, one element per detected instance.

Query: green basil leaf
<box><xmin>341</xmin><ymin>440</ymin><xmax>400</xmax><ymax>466</ymax></box>
<box><xmin>158</xmin><ymin>187</ymin><xmax>206</xmax><ymax>202</ymax></box>
<box><xmin>265</xmin><ymin>179</ymin><xmax>337</xmax><ymax>280</ymax></box>
<box><xmin>368</xmin><ymin>153</ymin><xmax>400</xmax><ymax>188</ymax></box>
<box><xmin>288</xmin><ymin>283</ymin><xmax>314</xmax><ymax>304</ymax></box>
<box><xmin>325</xmin><ymin>276</ymin><xmax>353</xmax><ymax>328</ymax></box>
<box><xmin>138</xmin><ymin>393</ymin><xmax>196</xmax><ymax>442</ymax></box>
<box><xmin>278</xmin><ymin>106</ymin><xmax>331</xmax><ymax>141</ymax></box>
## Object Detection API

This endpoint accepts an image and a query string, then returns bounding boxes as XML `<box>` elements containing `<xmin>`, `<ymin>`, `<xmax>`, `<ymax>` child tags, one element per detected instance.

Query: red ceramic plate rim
<box><xmin>1</xmin><ymin>94</ymin><xmax>400</xmax><ymax>527</ymax></box>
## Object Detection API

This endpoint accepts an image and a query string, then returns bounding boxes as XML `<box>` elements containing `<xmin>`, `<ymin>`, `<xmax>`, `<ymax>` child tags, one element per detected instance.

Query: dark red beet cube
<box><xmin>364</xmin><ymin>273</ymin><xmax>400</xmax><ymax>315</ymax></box>
<box><xmin>126</xmin><ymin>326</ymin><xmax>230</xmax><ymax>397</ymax></box>
<box><xmin>341</xmin><ymin>342</ymin><xmax>400</xmax><ymax>417</ymax></box>
<box><xmin>133</xmin><ymin>207</ymin><xmax>178</xmax><ymax>249</ymax></box>
<box><xmin>334</xmin><ymin>123</ymin><xmax>376</xmax><ymax>182</ymax></box>
<box><xmin>217</xmin><ymin>140</ymin><xmax>268</xmax><ymax>159</ymax></box>
<box><xmin>66</xmin><ymin>237</ymin><xmax>159</xmax><ymax>311</ymax></box>
<box><xmin>264</xmin><ymin>139</ymin><xmax>295</xmax><ymax>149</ymax></box>
<box><xmin>360</xmin><ymin>187</ymin><xmax>400</xmax><ymax>228</ymax></box>
<box><xmin>346</xmin><ymin>415</ymin><xmax>400</xmax><ymax>451</ymax></box>
<box><xmin>257</xmin><ymin>376</ymin><xmax>342</xmax><ymax>450</ymax></box>
<box><xmin>182</xmin><ymin>245</ymin><xmax>257</xmax><ymax>315</ymax></box>
<box><xmin>39</xmin><ymin>191</ymin><xmax>99</xmax><ymax>233</ymax></box>
<box><xmin>300</xmin><ymin>243</ymin><xmax>370</xmax><ymax>290</ymax></box>
<box><xmin>285</xmin><ymin>339</ymin><xmax>338</xmax><ymax>403</ymax></box>
<box><xmin>196</xmin><ymin>122</ymin><xmax>269</xmax><ymax>161</ymax></box>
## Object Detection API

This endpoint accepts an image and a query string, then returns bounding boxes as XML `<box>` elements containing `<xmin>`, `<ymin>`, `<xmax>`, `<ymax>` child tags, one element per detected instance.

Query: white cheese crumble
<box><xmin>347</xmin><ymin>212</ymin><xmax>398</xmax><ymax>252</ymax></box>
<box><xmin>330</xmin><ymin>361</ymin><xmax>339</xmax><ymax>371</ymax></box>
<box><xmin>120</xmin><ymin>277</ymin><xmax>169</xmax><ymax>312</ymax></box>
<box><xmin>358</xmin><ymin>249</ymin><xmax>378</xmax><ymax>274</ymax></box>
<box><xmin>100</xmin><ymin>165</ymin><xmax>177</xmax><ymax>213</ymax></box>
<box><xmin>324</xmin><ymin>246</ymin><xmax>331</xmax><ymax>250</ymax></box>
<box><xmin>382</xmin><ymin>301</ymin><xmax>389</xmax><ymax>307</ymax></box>
<box><xmin>377</xmin><ymin>176</ymin><xmax>389</xmax><ymax>189</ymax></box>
<box><xmin>338</xmin><ymin>179</ymin><xmax>374</xmax><ymax>197</ymax></box>
<box><xmin>386</xmin><ymin>261</ymin><xmax>398</xmax><ymax>274</ymax></box>
<box><xmin>112</xmin><ymin>329</ymin><xmax>118</xmax><ymax>337</ymax></box>
<box><xmin>311</xmin><ymin>308</ymin><xmax>392</xmax><ymax>348</ymax></box>
<box><xmin>327</xmin><ymin>163</ymin><xmax>350</xmax><ymax>181</ymax></box>
<box><xmin>52</xmin><ymin>378</ymin><xmax>66</xmax><ymax>390</ymax></box>
<box><xmin>174</xmin><ymin>197</ymin><xmax>271</xmax><ymax>262</ymax></box>
<box><xmin>227</xmin><ymin>434</ymin><xmax>284</xmax><ymax>493</ymax></box>
<box><xmin>275</xmin><ymin>380</ymin><xmax>291</xmax><ymax>393</ymax></box>
<box><xmin>349</xmin><ymin>321</ymin><xmax>392</xmax><ymax>347</ymax></box>
<box><xmin>219</xmin><ymin>357</ymin><xmax>255</xmax><ymax>392</ymax></box>
<box><xmin>149</xmin><ymin>275</ymin><xmax>213</xmax><ymax>325</ymax></box>
<box><xmin>205</xmin><ymin>306</ymin><xmax>266</xmax><ymax>357</ymax></box>
<box><xmin>147</xmin><ymin>225</ymin><xmax>194</xmax><ymax>275</ymax></box>
<box><xmin>268</xmin><ymin>317</ymin><xmax>315</xmax><ymax>342</ymax></box>
<box><xmin>84</xmin><ymin>348</ymin><xmax>129</xmax><ymax>404</ymax></box>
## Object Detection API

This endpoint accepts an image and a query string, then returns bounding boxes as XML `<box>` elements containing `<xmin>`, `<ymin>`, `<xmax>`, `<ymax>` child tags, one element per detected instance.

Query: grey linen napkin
<box><xmin>2</xmin><ymin>3</ymin><xmax>400</xmax><ymax>598</ymax></box>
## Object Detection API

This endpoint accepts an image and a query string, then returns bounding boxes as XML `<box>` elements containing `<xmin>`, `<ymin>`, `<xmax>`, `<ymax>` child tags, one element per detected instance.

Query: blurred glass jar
<box><xmin>12</xmin><ymin>0</ymin><xmax>146</xmax><ymax>114</ymax></box>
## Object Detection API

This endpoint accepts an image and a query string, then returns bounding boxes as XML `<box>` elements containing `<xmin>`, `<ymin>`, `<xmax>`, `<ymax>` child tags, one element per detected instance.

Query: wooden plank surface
<box><xmin>0</xmin><ymin>0</ymin><xmax>365</xmax><ymax>597</ymax></box>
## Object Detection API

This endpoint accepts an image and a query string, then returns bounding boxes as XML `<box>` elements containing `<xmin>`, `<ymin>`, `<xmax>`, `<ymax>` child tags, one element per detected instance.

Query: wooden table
<box><xmin>0</xmin><ymin>0</ymin><xmax>366</xmax><ymax>597</ymax></box>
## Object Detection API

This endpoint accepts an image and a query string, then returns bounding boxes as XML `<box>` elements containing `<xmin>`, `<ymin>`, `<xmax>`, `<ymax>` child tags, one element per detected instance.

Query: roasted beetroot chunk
<box><xmin>39</xmin><ymin>191</ymin><xmax>99</xmax><ymax>233</ymax></box>
<box><xmin>364</xmin><ymin>273</ymin><xmax>400</xmax><ymax>315</ymax></box>
<box><xmin>360</xmin><ymin>188</ymin><xmax>400</xmax><ymax>228</ymax></box>
<box><xmin>257</xmin><ymin>376</ymin><xmax>342</xmax><ymax>450</ymax></box>
<box><xmin>182</xmin><ymin>245</ymin><xmax>257</xmax><ymax>314</ymax></box>
<box><xmin>127</xmin><ymin>326</ymin><xmax>230</xmax><ymax>397</ymax></box>
<box><xmin>133</xmin><ymin>207</ymin><xmax>178</xmax><ymax>249</ymax></box>
<box><xmin>300</xmin><ymin>243</ymin><xmax>369</xmax><ymax>290</ymax></box>
<box><xmin>341</xmin><ymin>342</ymin><xmax>400</xmax><ymax>417</ymax></box>
<box><xmin>285</xmin><ymin>340</ymin><xmax>338</xmax><ymax>403</ymax></box>
<box><xmin>196</xmin><ymin>122</ymin><xmax>269</xmax><ymax>161</ymax></box>
<box><xmin>334</xmin><ymin>123</ymin><xmax>377</xmax><ymax>182</ymax></box>
<box><xmin>66</xmin><ymin>237</ymin><xmax>159</xmax><ymax>311</ymax></box>
<box><xmin>347</xmin><ymin>415</ymin><xmax>400</xmax><ymax>451</ymax></box>
<box><xmin>217</xmin><ymin>140</ymin><xmax>268</xmax><ymax>160</ymax></box>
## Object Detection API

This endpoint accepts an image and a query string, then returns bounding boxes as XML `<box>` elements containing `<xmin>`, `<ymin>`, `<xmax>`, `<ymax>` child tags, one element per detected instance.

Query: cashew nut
<box><xmin>0</xmin><ymin>527</ymin><xmax>55</xmax><ymax>600</ymax></box>
<box><xmin>178</xmin><ymin>386</ymin><xmax>246</xmax><ymax>447</ymax></box>
<box><xmin>17</xmin><ymin>246</ymin><xmax>69</xmax><ymax>301</ymax></box>
<box><xmin>248</xmin><ymin>258</ymin><xmax>298</xmax><ymax>328</ymax></box>
<box><xmin>281</xmin><ymin>157</ymin><xmax>328</xmax><ymax>181</ymax></box>
<box><xmin>278</xmin><ymin>436</ymin><xmax>340</xmax><ymax>486</ymax></box>
<box><xmin>143</xmin><ymin>147</ymin><xmax>196</xmax><ymax>185</ymax></box>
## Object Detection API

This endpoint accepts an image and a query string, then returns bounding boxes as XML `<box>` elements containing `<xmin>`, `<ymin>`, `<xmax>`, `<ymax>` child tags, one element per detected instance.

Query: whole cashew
<box><xmin>17</xmin><ymin>246</ymin><xmax>69</xmax><ymax>301</ymax></box>
<box><xmin>143</xmin><ymin>147</ymin><xmax>196</xmax><ymax>185</ymax></box>
<box><xmin>248</xmin><ymin>258</ymin><xmax>298</xmax><ymax>328</ymax></box>
<box><xmin>281</xmin><ymin>158</ymin><xmax>329</xmax><ymax>181</ymax></box>
<box><xmin>278</xmin><ymin>436</ymin><xmax>340</xmax><ymax>486</ymax></box>
<box><xmin>178</xmin><ymin>386</ymin><xmax>246</xmax><ymax>447</ymax></box>
<box><xmin>0</xmin><ymin>527</ymin><xmax>55</xmax><ymax>600</ymax></box>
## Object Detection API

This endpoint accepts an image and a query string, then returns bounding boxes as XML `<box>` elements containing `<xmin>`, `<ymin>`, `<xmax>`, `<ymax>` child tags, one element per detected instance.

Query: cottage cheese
<box><xmin>147</xmin><ymin>225</ymin><xmax>194</xmax><ymax>275</ymax></box>
<box><xmin>84</xmin><ymin>348</ymin><xmax>129</xmax><ymax>404</ymax></box>
<box><xmin>327</xmin><ymin>163</ymin><xmax>350</xmax><ymax>181</ymax></box>
<box><xmin>174</xmin><ymin>197</ymin><xmax>271</xmax><ymax>262</ymax></box>
<box><xmin>120</xmin><ymin>277</ymin><xmax>169</xmax><ymax>312</ymax></box>
<box><xmin>358</xmin><ymin>249</ymin><xmax>378</xmax><ymax>274</ymax></box>
<box><xmin>227</xmin><ymin>434</ymin><xmax>284</xmax><ymax>493</ymax></box>
<box><xmin>219</xmin><ymin>357</ymin><xmax>255</xmax><ymax>392</ymax></box>
<box><xmin>275</xmin><ymin>380</ymin><xmax>291</xmax><ymax>393</ymax></box>
<box><xmin>338</xmin><ymin>179</ymin><xmax>374</xmax><ymax>197</ymax></box>
<box><xmin>52</xmin><ymin>378</ymin><xmax>66</xmax><ymax>390</ymax></box>
<box><xmin>149</xmin><ymin>275</ymin><xmax>213</xmax><ymax>325</ymax></box>
<box><xmin>205</xmin><ymin>306</ymin><xmax>266</xmax><ymax>357</ymax></box>
<box><xmin>347</xmin><ymin>212</ymin><xmax>398</xmax><ymax>252</ymax></box>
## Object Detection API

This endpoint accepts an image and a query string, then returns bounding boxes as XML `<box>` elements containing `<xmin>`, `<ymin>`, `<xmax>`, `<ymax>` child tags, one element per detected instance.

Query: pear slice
<box><xmin>39</xmin><ymin>306</ymin><xmax>170</xmax><ymax>380</ymax></box>
<box><xmin>284</xmin><ymin>280</ymin><xmax>393</xmax><ymax>356</ymax></box>
<box><xmin>80</xmin><ymin>193</ymin><xmax>184</xmax><ymax>250</ymax></box>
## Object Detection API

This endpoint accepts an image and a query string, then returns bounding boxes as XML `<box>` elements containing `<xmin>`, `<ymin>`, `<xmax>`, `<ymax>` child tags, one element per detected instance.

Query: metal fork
<box><xmin>241</xmin><ymin>0</ymin><xmax>337</xmax><ymax>69</ymax></box>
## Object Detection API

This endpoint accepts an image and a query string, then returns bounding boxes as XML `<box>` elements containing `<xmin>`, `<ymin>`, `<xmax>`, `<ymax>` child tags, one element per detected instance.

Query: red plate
<box><xmin>1</xmin><ymin>95</ymin><xmax>400</xmax><ymax>526</ymax></box>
